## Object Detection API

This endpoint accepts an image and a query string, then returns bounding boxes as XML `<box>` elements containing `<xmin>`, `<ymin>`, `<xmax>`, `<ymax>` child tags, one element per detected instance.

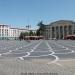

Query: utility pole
<box><xmin>26</xmin><ymin>25</ymin><xmax>31</xmax><ymax>40</ymax></box>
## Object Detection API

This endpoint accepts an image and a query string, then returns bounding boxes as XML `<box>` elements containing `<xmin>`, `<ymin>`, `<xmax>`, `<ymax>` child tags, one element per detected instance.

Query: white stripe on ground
<box><xmin>18</xmin><ymin>40</ymin><xmax>43</xmax><ymax>60</ymax></box>
<box><xmin>46</xmin><ymin>41</ymin><xmax>63</xmax><ymax>67</ymax></box>
<box><xmin>18</xmin><ymin>57</ymin><xmax>24</xmax><ymax>60</ymax></box>
<box><xmin>24</xmin><ymin>40</ymin><xmax>42</xmax><ymax>57</ymax></box>
<box><xmin>31</xmin><ymin>51</ymin><xmax>49</xmax><ymax>52</ymax></box>
<box><xmin>52</xmin><ymin>41</ymin><xmax>75</xmax><ymax>53</ymax></box>
<box><xmin>25</xmin><ymin>54</ymin><xmax>50</xmax><ymax>57</ymax></box>
<box><xmin>0</xmin><ymin>54</ymin><xmax>2</xmax><ymax>56</ymax></box>
<box><xmin>25</xmin><ymin>52</ymin><xmax>30</xmax><ymax>57</ymax></box>
<box><xmin>0</xmin><ymin>41</ymin><xmax>36</xmax><ymax>56</ymax></box>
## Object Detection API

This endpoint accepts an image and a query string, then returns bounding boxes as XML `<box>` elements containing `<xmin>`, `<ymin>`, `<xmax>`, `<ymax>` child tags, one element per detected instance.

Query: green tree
<box><xmin>33</xmin><ymin>32</ymin><xmax>36</xmax><ymax>36</ymax></box>
<box><xmin>37</xmin><ymin>21</ymin><xmax>45</xmax><ymax>36</ymax></box>
<box><xmin>29</xmin><ymin>30</ymin><xmax>33</xmax><ymax>36</ymax></box>
<box><xmin>24</xmin><ymin>32</ymin><xmax>28</xmax><ymax>36</ymax></box>
<box><xmin>36</xmin><ymin>29</ymin><xmax>40</xmax><ymax>36</ymax></box>
<box><xmin>19</xmin><ymin>32</ymin><xmax>24</xmax><ymax>40</ymax></box>
<box><xmin>19</xmin><ymin>32</ymin><xmax>28</xmax><ymax>40</ymax></box>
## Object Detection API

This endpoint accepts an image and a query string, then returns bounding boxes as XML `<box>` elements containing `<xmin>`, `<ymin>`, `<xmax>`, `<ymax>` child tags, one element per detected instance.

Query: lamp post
<box><xmin>26</xmin><ymin>25</ymin><xmax>31</xmax><ymax>40</ymax></box>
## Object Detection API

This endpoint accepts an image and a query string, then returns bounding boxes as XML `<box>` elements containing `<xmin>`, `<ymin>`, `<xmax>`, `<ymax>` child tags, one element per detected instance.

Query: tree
<box><xmin>36</xmin><ymin>29</ymin><xmax>40</xmax><ymax>36</ymax></box>
<box><xmin>19</xmin><ymin>32</ymin><xmax>28</xmax><ymax>40</ymax></box>
<box><xmin>37</xmin><ymin>21</ymin><xmax>45</xmax><ymax>36</ymax></box>
<box><xmin>23</xmin><ymin>32</ymin><xmax>29</xmax><ymax>36</ymax></box>
<box><xmin>29</xmin><ymin>30</ymin><xmax>33</xmax><ymax>36</ymax></box>
<box><xmin>33</xmin><ymin>32</ymin><xmax>36</xmax><ymax>36</ymax></box>
<box><xmin>19</xmin><ymin>32</ymin><xmax>24</xmax><ymax>40</ymax></box>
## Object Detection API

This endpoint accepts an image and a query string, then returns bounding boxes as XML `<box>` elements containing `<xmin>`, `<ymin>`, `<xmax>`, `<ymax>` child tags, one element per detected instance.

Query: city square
<box><xmin>0</xmin><ymin>40</ymin><xmax>75</xmax><ymax>60</ymax></box>
<box><xmin>0</xmin><ymin>40</ymin><xmax>75</xmax><ymax>75</ymax></box>
<box><xmin>0</xmin><ymin>0</ymin><xmax>75</xmax><ymax>75</ymax></box>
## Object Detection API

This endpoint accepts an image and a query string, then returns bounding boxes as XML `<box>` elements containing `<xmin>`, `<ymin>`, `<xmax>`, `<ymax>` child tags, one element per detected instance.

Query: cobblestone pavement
<box><xmin>0</xmin><ymin>40</ymin><xmax>75</xmax><ymax>75</ymax></box>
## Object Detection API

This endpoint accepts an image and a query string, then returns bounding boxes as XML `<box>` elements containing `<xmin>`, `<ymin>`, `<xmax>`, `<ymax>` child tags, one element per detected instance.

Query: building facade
<box><xmin>18</xmin><ymin>29</ymin><xmax>29</xmax><ymax>36</ymax></box>
<box><xmin>0</xmin><ymin>25</ymin><xmax>10</xmax><ymax>40</ymax></box>
<box><xmin>9</xmin><ymin>28</ymin><xmax>19</xmax><ymax>40</ymax></box>
<box><xmin>43</xmin><ymin>20</ymin><xmax>75</xmax><ymax>39</ymax></box>
<box><xmin>0</xmin><ymin>25</ymin><xmax>29</xmax><ymax>40</ymax></box>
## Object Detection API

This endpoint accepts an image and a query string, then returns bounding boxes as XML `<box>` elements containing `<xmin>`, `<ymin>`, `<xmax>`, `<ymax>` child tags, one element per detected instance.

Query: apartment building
<box><xmin>0</xmin><ymin>25</ymin><xmax>10</xmax><ymax>40</ymax></box>
<box><xmin>0</xmin><ymin>25</ymin><xmax>29</xmax><ymax>40</ymax></box>
<box><xmin>9</xmin><ymin>28</ymin><xmax>19</xmax><ymax>40</ymax></box>
<box><xmin>18</xmin><ymin>29</ymin><xmax>29</xmax><ymax>36</ymax></box>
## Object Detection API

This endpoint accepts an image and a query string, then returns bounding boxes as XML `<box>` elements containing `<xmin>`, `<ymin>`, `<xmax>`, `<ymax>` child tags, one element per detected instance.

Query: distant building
<box><xmin>18</xmin><ymin>28</ymin><xmax>29</xmax><ymax>36</ymax></box>
<box><xmin>43</xmin><ymin>20</ymin><xmax>75</xmax><ymax>39</ymax></box>
<box><xmin>9</xmin><ymin>28</ymin><xmax>19</xmax><ymax>40</ymax></box>
<box><xmin>0</xmin><ymin>25</ymin><xmax>10</xmax><ymax>40</ymax></box>
<box><xmin>0</xmin><ymin>24</ymin><xmax>30</xmax><ymax>40</ymax></box>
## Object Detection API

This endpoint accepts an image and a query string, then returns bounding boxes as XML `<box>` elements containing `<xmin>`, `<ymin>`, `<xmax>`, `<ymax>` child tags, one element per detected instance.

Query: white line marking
<box><xmin>0</xmin><ymin>41</ymin><xmax>36</xmax><ymax>56</ymax></box>
<box><xmin>71</xmin><ymin>50</ymin><xmax>75</xmax><ymax>53</ymax></box>
<box><xmin>0</xmin><ymin>54</ymin><xmax>2</xmax><ymax>56</ymax></box>
<box><xmin>25</xmin><ymin>54</ymin><xmax>50</xmax><ymax>57</ymax></box>
<box><xmin>52</xmin><ymin>41</ymin><xmax>75</xmax><ymax>54</ymax></box>
<box><xmin>46</xmin><ymin>41</ymin><xmax>63</xmax><ymax>67</ymax></box>
<box><xmin>9</xmin><ymin>50</ymin><xmax>12</xmax><ymax>52</ymax></box>
<box><xmin>19</xmin><ymin>41</ymin><xmax>43</xmax><ymax>60</ymax></box>
<box><xmin>18</xmin><ymin>57</ymin><xmax>24</xmax><ymax>60</ymax></box>
<box><xmin>24</xmin><ymin>52</ymin><xmax>30</xmax><ymax>57</ymax></box>
<box><xmin>30</xmin><ymin>49</ymin><xmax>34</xmax><ymax>52</ymax></box>
<box><xmin>32</xmin><ymin>51</ymin><xmax>49</xmax><ymax>52</ymax></box>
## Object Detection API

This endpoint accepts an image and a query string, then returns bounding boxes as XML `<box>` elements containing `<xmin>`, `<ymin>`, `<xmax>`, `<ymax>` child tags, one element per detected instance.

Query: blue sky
<box><xmin>0</xmin><ymin>0</ymin><xmax>75</xmax><ymax>29</ymax></box>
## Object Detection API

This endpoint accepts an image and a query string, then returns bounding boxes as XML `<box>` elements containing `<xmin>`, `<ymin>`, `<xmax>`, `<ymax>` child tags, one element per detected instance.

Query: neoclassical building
<box><xmin>43</xmin><ymin>20</ymin><xmax>75</xmax><ymax>39</ymax></box>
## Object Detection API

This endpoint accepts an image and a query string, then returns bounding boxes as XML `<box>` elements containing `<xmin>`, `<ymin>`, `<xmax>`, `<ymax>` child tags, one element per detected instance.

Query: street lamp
<box><xmin>26</xmin><ymin>25</ymin><xmax>31</xmax><ymax>40</ymax></box>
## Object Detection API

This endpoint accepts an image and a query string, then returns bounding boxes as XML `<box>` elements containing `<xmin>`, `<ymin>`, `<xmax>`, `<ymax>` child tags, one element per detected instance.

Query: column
<box><xmin>67</xmin><ymin>25</ymin><xmax>69</xmax><ymax>35</ymax></box>
<box><xmin>1</xmin><ymin>26</ymin><xmax>2</xmax><ymax>37</ymax></box>
<box><xmin>52</xmin><ymin>27</ymin><xmax>54</xmax><ymax>39</ymax></box>
<box><xmin>58</xmin><ymin>26</ymin><xmax>60</xmax><ymax>39</ymax></box>
<box><xmin>4</xmin><ymin>27</ymin><xmax>5</xmax><ymax>39</ymax></box>
<box><xmin>63</xmin><ymin>26</ymin><xmax>64</xmax><ymax>39</ymax></box>
<box><xmin>72</xmin><ymin>25</ymin><xmax>74</xmax><ymax>35</ymax></box>
<box><xmin>54</xmin><ymin>26</ymin><xmax>56</xmax><ymax>39</ymax></box>
<box><xmin>50</xmin><ymin>27</ymin><xmax>52</xmax><ymax>39</ymax></box>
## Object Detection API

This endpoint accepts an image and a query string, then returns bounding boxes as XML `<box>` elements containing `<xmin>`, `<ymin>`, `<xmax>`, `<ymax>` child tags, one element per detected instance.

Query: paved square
<box><xmin>0</xmin><ymin>40</ymin><xmax>75</xmax><ymax>61</ymax></box>
<box><xmin>0</xmin><ymin>40</ymin><xmax>75</xmax><ymax>75</ymax></box>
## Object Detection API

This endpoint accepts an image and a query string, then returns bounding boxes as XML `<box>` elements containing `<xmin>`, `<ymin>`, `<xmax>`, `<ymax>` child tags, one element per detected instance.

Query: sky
<box><xmin>0</xmin><ymin>0</ymin><xmax>75</xmax><ymax>29</ymax></box>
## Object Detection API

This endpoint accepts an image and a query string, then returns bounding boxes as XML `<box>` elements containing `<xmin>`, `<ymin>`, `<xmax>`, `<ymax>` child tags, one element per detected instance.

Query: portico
<box><xmin>44</xmin><ymin>20</ymin><xmax>75</xmax><ymax>39</ymax></box>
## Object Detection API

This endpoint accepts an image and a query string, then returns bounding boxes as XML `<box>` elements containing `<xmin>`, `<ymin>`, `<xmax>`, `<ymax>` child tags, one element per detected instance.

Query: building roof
<box><xmin>49</xmin><ymin>20</ymin><xmax>75</xmax><ymax>26</ymax></box>
<box><xmin>19</xmin><ymin>28</ymin><xmax>29</xmax><ymax>30</ymax></box>
<box><xmin>10</xmin><ymin>28</ymin><xmax>18</xmax><ymax>29</ymax></box>
<box><xmin>0</xmin><ymin>24</ymin><xmax>9</xmax><ymax>27</ymax></box>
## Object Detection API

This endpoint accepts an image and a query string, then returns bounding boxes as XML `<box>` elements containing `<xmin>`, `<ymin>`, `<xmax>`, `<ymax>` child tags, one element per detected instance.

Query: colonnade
<box><xmin>44</xmin><ymin>25</ymin><xmax>75</xmax><ymax>39</ymax></box>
